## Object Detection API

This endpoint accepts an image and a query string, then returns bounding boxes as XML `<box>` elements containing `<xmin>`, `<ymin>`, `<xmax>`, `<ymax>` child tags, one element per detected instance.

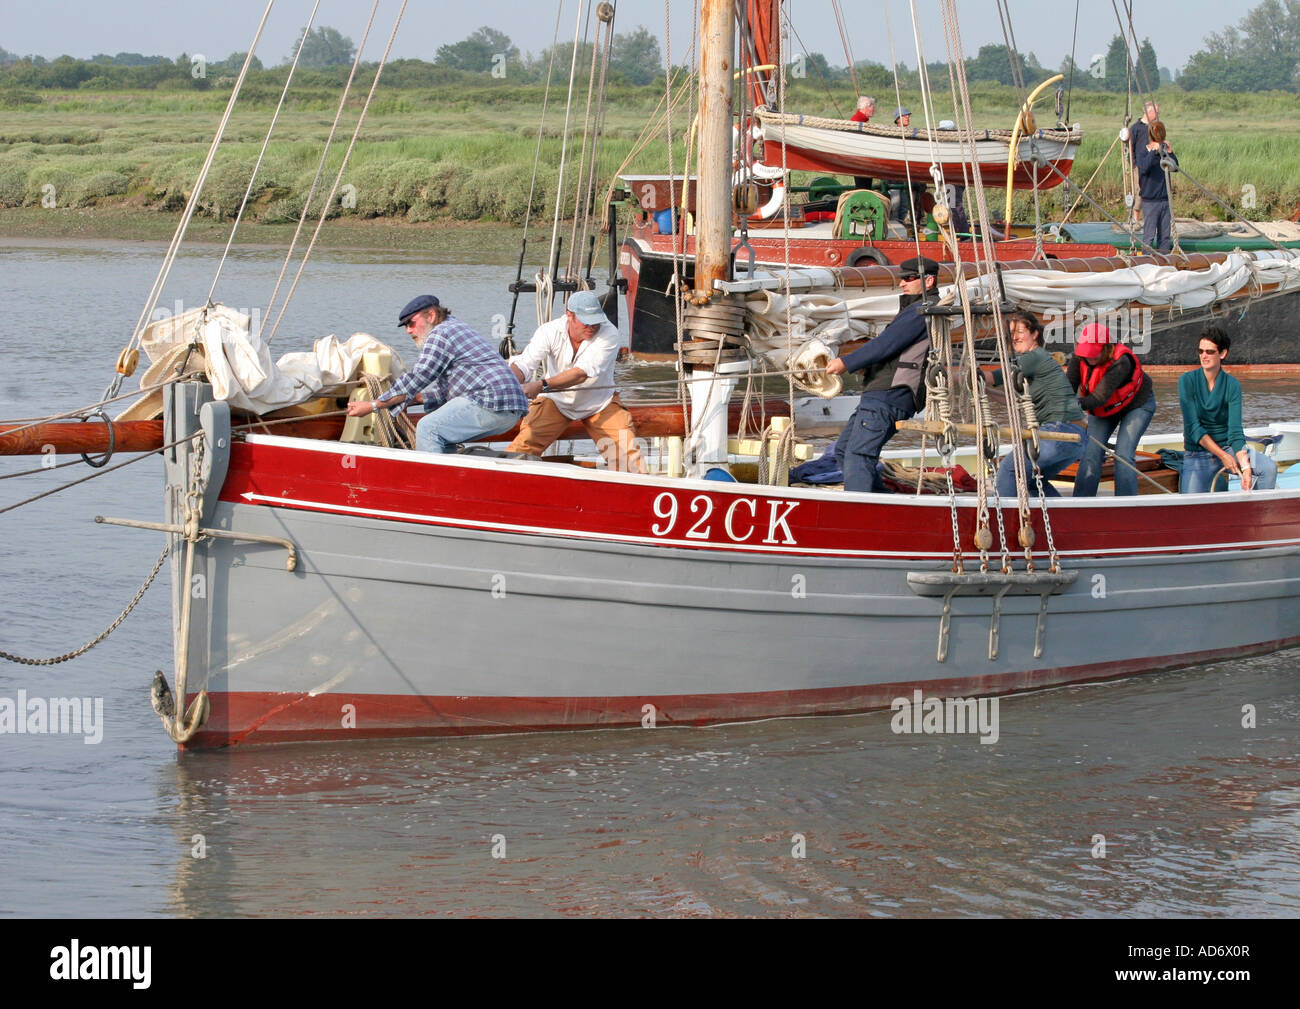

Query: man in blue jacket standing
<box><xmin>824</xmin><ymin>256</ymin><xmax>938</xmax><ymax>492</ymax></box>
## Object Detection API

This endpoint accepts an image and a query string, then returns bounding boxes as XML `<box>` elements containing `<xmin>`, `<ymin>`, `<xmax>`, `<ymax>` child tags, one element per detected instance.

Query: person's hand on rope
<box><xmin>1235</xmin><ymin>448</ymin><xmax>1254</xmax><ymax>491</ymax></box>
<box><xmin>825</xmin><ymin>357</ymin><xmax>847</xmax><ymax>376</ymax></box>
<box><xmin>1215</xmin><ymin>445</ymin><xmax>1244</xmax><ymax>482</ymax></box>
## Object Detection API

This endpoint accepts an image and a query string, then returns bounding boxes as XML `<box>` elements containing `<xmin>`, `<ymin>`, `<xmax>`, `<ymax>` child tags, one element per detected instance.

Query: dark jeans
<box><xmin>1073</xmin><ymin>395</ymin><xmax>1157</xmax><ymax>497</ymax></box>
<box><xmin>840</xmin><ymin>394</ymin><xmax>914</xmax><ymax>492</ymax></box>
<box><xmin>1143</xmin><ymin>198</ymin><xmax>1171</xmax><ymax>252</ymax></box>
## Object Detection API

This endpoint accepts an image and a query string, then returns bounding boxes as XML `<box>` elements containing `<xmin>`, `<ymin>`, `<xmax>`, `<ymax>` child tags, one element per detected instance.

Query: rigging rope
<box><xmin>266</xmin><ymin>1</ymin><xmax>410</xmax><ymax>345</ymax></box>
<box><xmin>0</xmin><ymin>432</ymin><xmax>204</xmax><ymax>518</ymax></box>
<box><xmin>523</xmin><ymin>4</ymin><xmax>567</xmax><ymax>240</ymax></box>
<box><xmin>263</xmin><ymin>0</ymin><xmax>383</xmax><ymax>337</ymax></box>
<box><xmin>206</xmin><ymin>0</ymin><xmax>323</xmax><ymax>306</ymax></box>
<box><xmin>545</xmin><ymin>0</ymin><xmax>590</xmax><ymax>311</ymax></box>
<box><xmin>112</xmin><ymin>0</ymin><xmax>274</xmax><ymax>404</ymax></box>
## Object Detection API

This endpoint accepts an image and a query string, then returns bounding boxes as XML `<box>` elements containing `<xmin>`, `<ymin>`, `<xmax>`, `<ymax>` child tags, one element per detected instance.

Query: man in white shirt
<box><xmin>507</xmin><ymin>291</ymin><xmax>645</xmax><ymax>473</ymax></box>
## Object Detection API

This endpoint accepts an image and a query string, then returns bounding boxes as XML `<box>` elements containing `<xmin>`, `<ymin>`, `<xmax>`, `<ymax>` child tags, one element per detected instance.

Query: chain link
<box><xmin>945</xmin><ymin>468</ymin><xmax>964</xmax><ymax>573</ymax></box>
<box><xmin>0</xmin><ymin>543</ymin><xmax>171</xmax><ymax>666</ymax></box>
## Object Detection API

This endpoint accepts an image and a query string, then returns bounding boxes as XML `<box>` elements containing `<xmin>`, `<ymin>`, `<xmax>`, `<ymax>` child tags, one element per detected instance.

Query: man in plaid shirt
<box><xmin>346</xmin><ymin>294</ymin><xmax>528</xmax><ymax>453</ymax></box>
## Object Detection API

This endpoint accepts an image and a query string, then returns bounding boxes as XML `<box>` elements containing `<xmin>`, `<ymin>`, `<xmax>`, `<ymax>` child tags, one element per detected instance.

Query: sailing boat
<box><xmin>4</xmin><ymin>1</ymin><xmax>1300</xmax><ymax>748</ymax></box>
<box><xmin>619</xmin><ymin>1</ymin><xmax>1300</xmax><ymax>368</ymax></box>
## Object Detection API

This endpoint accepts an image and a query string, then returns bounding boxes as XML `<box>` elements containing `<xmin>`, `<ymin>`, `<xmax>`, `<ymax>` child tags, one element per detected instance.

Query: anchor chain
<box><xmin>0</xmin><ymin>543</ymin><xmax>171</xmax><ymax>666</ymax></box>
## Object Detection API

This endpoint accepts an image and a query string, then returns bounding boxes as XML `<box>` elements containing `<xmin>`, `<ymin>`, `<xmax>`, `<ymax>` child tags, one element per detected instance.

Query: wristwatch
<box><xmin>540</xmin><ymin>378</ymin><xmax>550</xmax><ymax>392</ymax></box>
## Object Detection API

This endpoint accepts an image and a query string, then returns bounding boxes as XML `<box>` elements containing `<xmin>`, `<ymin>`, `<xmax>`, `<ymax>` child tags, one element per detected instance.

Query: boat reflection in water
<box><xmin>157</xmin><ymin>649</ymin><xmax>1300</xmax><ymax>917</ymax></box>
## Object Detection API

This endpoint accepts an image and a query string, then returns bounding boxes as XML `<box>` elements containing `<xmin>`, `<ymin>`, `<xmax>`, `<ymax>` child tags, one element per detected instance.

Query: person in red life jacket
<box><xmin>850</xmin><ymin>96</ymin><xmax>876</xmax><ymax>123</ymax></box>
<box><xmin>1067</xmin><ymin>322</ymin><xmax>1156</xmax><ymax>496</ymax></box>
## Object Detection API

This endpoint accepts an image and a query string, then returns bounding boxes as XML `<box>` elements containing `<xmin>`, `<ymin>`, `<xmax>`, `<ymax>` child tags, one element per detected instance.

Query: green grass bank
<box><xmin>1</xmin><ymin>83</ymin><xmax>1296</xmax><ymax>242</ymax></box>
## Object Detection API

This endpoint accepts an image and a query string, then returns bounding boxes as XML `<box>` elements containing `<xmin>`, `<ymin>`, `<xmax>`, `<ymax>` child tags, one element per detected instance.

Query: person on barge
<box><xmin>822</xmin><ymin>256</ymin><xmax>938</xmax><ymax>493</ymax></box>
<box><xmin>346</xmin><ymin>294</ymin><xmax>528</xmax><ymax>453</ymax></box>
<box><xmin>1068</xmin><ymin>322</ymin><xmax>1156</xmax><ymax>497</ymax></box>
<box><xmin>506</xmin><ymin>291</ymin><xmax>646</xmax><ymax>473</ymax></box>
<box><xmin>850</xmin><ymin>96</ymin><xmax>876</xmax><ymax>123</ymax></box>
<box><xmin>1179</xmin><ymin>327</ymin><xmax>1277</xmax><ymax>492</ymax></box>
<box><xmin>984</xmin><ymin>309</ymin><xmax>1085</xmax><ymax>497</ymax></box>
<box><xmin>1136</xmin><ymin>119</ymin><xmax>1177</xmax><ymax>253</ymax></box>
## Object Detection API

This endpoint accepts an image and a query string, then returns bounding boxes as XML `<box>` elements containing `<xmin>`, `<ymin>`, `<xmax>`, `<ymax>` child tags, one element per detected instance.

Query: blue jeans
<box><xmin>1180</xmin><ymin>446</ymin><xmax>1278</xmax><ymax>493</ymax></box>
<box><xmin>1073</xmin><ymin>395</ymin><xmax>1157</xmax><ymax>497</ymax></box>
<box><xmin>415</xmin><ymin>396</ymin><xmax>525</xmax><ymax>454</ymax></box>
<box><xmin>841</xmin><ymin>394</ymin><xmax>914</xmax><ymax>493</ymax></box>
<box><xmin>995</xmin><ymin>421</ymin><xmax>1086</xmax><ymax>497</ymax></box>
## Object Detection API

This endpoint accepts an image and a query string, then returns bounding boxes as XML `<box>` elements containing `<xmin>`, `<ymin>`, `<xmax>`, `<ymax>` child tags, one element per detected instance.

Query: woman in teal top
<box><xmin>1178</xmin><ymin>327</ymin><xmax>1277</xmax><ymax>492</ymax></box>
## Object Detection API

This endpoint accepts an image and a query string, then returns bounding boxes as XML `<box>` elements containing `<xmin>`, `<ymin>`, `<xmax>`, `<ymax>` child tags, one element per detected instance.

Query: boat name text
<box><xmin>651</xmin><ymin>492</ymin><xmax>800</xmax><ymax>545</ymax></box>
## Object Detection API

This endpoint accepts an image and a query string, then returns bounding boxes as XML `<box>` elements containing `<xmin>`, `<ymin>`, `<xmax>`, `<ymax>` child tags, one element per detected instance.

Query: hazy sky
<box><xmin>1</xmin><ymin>1</ymin><xmax>1263</xmax><ymax>73</ymax></box>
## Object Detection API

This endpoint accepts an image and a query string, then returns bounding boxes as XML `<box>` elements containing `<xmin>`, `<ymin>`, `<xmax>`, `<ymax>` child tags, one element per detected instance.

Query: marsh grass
<box><xmin>1</xmin><ymin>86</ymin><xmax>1297</xmax><ymax>229</ymax></box>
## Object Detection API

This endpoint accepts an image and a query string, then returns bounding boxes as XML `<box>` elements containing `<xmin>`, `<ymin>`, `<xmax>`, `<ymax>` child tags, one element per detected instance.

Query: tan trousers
<box><xmin>508</xmin><ymin>395</ymin><xmax>646</xmax><ymax>473</ymax></box>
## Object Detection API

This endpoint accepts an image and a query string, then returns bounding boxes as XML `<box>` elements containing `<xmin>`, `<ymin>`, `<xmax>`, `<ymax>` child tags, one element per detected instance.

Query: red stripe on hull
<box><xmin>181</xmin><ymin>633</ymin><xmax>1300</xmax><ymax>747</ymax></box>
<box><xmin>219</xmin><ymin>439</ymin><xmax>1300</xmax><ymax>558</ymax></box>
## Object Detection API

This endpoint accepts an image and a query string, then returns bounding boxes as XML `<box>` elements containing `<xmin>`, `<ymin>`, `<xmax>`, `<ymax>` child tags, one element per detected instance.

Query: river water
<box><xmin>1</xmin><ymin>235</ymin><xmax>1298</xmax><ymax>918</ymax></box>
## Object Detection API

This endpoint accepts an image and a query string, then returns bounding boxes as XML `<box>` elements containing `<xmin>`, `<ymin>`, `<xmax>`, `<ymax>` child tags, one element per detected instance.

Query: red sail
<box><xmin>744</xmin><ymin>0</ymin><xmax>780</xmax><ymax>108</ymax></box>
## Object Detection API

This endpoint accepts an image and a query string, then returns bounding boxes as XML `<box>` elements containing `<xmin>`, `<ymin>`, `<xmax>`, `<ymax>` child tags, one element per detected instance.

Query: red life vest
<box><xmin>1080</xmin><ymin>343</ymin><xmax>1145</xmax><ymax>417</ymax></box>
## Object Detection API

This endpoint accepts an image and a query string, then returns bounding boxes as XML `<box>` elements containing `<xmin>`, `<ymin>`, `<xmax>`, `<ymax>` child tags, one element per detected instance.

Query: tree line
<box><xmin>3</xmin><ymin>2</ymin><xmax>1298</xmax><ymax>95</ymax></box>
<box><xmin>0</xmin><ymin>23</ymin><xmax>666</xmax><ymax>91</ymax></box>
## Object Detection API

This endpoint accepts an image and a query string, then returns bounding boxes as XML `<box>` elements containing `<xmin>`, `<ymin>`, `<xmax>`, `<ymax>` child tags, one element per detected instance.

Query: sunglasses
<box><xmin>900</xmin><ymin>273</ymin><xmax>920</xmax><ymax>282</ymax></box>
<box><xmin>1198</xmin><ymin>348</ymin><xmax>1220</xmax><ymax>356</ymax></box>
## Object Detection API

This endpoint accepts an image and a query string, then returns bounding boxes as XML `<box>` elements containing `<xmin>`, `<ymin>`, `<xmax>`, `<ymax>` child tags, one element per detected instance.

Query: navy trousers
<box><xmin>837</xmin><ymin>393</ymin><xmax>915</xmax><ymax>492</ymax></box>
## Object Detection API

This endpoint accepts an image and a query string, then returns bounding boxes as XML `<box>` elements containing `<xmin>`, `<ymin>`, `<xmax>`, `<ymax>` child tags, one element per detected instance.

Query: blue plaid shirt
<box><xmin>389</xmin><ymin>316</ymin><xmax>528</xmax><ymax>415</ymax></box>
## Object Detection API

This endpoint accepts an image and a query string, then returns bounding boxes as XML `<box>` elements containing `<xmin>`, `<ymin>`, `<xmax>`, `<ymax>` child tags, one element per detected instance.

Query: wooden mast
<box><xmin>694</xmin><ymin>0</ymin><xmax>736</xmax><ymax>297</ymax></box>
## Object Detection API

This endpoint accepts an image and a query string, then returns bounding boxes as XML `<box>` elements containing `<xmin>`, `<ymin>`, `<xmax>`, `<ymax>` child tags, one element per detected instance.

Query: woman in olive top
<box><xmin>1067</xmin><ymin>322</ymin><xmax>1156</xmax><ymax>497</ymax></box>
<box><xmin>1179</xmin><ymin>327</ymin><xmax>1277</xmax><ymax>492</ymax></box>
<box><xmin>986</xmin><ymin>309</ymin><xmax>1085</xmax><ymax>497</ymax></box>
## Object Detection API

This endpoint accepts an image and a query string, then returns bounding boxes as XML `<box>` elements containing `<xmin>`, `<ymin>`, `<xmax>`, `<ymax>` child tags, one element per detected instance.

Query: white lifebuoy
<box><xmin>756</xmin><ymin>181</ymin><xmax>786</xmax><ymax>220</ymax></box>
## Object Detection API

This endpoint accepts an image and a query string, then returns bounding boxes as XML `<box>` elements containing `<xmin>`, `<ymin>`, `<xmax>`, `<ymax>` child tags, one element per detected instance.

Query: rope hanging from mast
<box><xmin>939</xmin><ymin>0</ymin><xmax>1062</xmax><ymax>575</ymax></box>
<box><xmin>111</xmin><ymin>0</ymin><xmax>274</xmax><ymax>405</ymax></box>
<box><xmin>267</xmin><ymin>0</ymin><xmax>410</xmax><ymax>344</ymax></box>
<box><xmin>206</xmin><ymin>0</ymin><xmax>324</xmax><ymax>308</ymax></box>
<box><xmin>263</xmin><ymin>0</ymin><xmax>384</xmax><ymax>338</ymax></box>
<box><xmin>566</xmin><ymin>2</ymin><xmax>617</xmax><ymax>285</ymax></box>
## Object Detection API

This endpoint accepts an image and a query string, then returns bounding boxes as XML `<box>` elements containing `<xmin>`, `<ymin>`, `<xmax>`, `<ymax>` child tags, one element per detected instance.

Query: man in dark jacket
<box><xmin>823</xmin><ymin>256</ymin><xmax>938</xmax><ymax>492</ymax></box>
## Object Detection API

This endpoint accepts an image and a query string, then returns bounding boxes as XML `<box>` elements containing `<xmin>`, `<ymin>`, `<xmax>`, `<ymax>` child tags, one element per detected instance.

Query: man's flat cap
<box><xmin>398</xmin><ymin>294</ymin><xmax>440</xmax><ymax>327</ymax></box>
<box><xmin>899</xmin><ymin>256</ymin><xmax>941</xmax><ymax>277</ymax></box>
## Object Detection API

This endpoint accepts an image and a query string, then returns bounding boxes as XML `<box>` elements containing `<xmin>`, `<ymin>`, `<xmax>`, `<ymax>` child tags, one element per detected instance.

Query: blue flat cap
<box><xmin>893</xmin><ymin>106</ymin><xmax>911</xmax><ymax>122</ymax></box>
<box><xmin>398</xmin><ymin>294</ymin><xmax>440</xmax><ymax>327</ymax></box>
<box><xmin>567</xmin><ymin>290</ymin><xmax>609</xmax><ymax>326</ymax></box>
